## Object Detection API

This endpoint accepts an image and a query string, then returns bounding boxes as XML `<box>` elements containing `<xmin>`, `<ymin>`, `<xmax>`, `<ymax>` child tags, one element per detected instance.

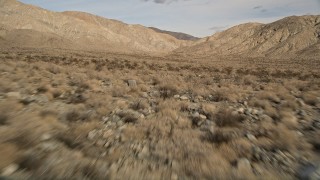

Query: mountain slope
<box><xmin>0</xmin><ymin>0</ymin><xmax>190</xmax><ymax>53</ymax></box>
<box><xmin>175</xmin><ymin>15</ymin><xmax>320</xmax><ymax>58</ymax></box>
<box><xmin>149</xmin><ymin>27</ymin><xmax>200</xmax><ymax>41</ymax></box>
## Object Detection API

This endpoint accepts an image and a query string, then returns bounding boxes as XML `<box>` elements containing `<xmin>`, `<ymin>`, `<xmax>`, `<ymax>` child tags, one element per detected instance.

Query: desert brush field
<box><xmin>0</xmin><ymin>48</ymin><xmax>319</xmax><ymax>179</ymax></box>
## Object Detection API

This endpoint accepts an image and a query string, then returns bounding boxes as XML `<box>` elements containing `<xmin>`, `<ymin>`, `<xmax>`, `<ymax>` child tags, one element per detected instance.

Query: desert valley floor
<box><xmin>0</xmin><ymin>48</ymin><xmax>319</xmax><ymax>179</ymax></box>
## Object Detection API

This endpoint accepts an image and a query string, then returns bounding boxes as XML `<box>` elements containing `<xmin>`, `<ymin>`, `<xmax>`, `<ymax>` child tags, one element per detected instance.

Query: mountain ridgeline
<box><xmin>0</xmin><ymin>0</ymin><xmax>319</xmax><ymax>58</ymax></box>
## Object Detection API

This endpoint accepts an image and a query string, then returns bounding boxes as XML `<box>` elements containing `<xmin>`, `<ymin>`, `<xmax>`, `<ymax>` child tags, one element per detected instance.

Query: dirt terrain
<box><xmin>0</xmin><ymin>0</ymin><xmax>320</xmax><ymax>179</ymax></box>
<box><xmin>0</xmin><ymin>48</ymin><xmax>319</xmax><ymax>179</ymax></box>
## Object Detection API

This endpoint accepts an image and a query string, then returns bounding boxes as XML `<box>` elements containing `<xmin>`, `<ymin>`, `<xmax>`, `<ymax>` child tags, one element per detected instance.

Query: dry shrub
<box><xmin>268</xmin><ymin>124</ymin><xmax>300</xmax><ymax>151</ymax></box>
<box><xmin>242</xmin><ymin>75</ymin><xmax>257</xmax><ymax>85</ymax></box>
<box><xmin>112</xmin><ymin>85</ymin><xmax>128</xmax><ymax>97</ymax></box>
<box><xmin>204</xmin><ymin>128</ymin><xmax>241</xmax><ymax>144</ymax></box>
<box><xmin>158</xmin><ymin>83</ymin><xmax>178</xmax><ymax>99</ymax></box>
<box><xmin>280</xmin><ymin>111</ymin><xmax>298</xmax><ymax>129</ymax></box>
<box><xmin>249</xmin><ymin>98</ymin><xmax>279</xmax><ymax>119</ymax></box>
<box><xmin>182</xmin><ymin>152</ymin><xmax>232</xmax><ymax>179</ymax></box>
<box><xmin>215</xmin><ymin>109</ymin><xmax>245</xmax><ymax>127</ymax></box>
<box><xmin>229</xmin><ymin>138</ymin><xmax>253</xmax><ymax>159</ymax></box>
<box><xmin>46</xmin><ymin>64</ymin><xmax>62</xmax><ymax>74</ymax></box>
<box><xmin>0</xmin><ymin>100</ymin><xmax>23</xmax><ymax>125</ymax></box>
<box><xmin>218</xmin><ymin>143</ymin><xmax>238</xmax><ymax>162</ymax></box>
<box><xmin>117</xmin><ymin>110</ymin><xmax>140</xmax><ymax>123</ymax></box>
<box><xmin>68</xmin><ymin>73</ymin><xmax>90</xmax><ymax>90</ymax></box>
<box><xmin>256</xmin><ymin>91</ymin><xmax>280</xmax><ymax>103</ymax></box>
<box><xmin>210</xmin><ymin>90</ymin><xmax>229</xmax><ymax>102</ymax></box>
<box><xmin>0</xmin><ymin>143</ymin><xmax>21</xmax><ymax>169</ymax></box>
<box><xmin>200</xmin><ymin>103</ymin><xmax>217</xmax><ymax>121</ymax></box>
<box><xmin>4</xmin><ymin>114</ymin><xmax>66</xmax><ymax>148</ymax></box>
<box><xmin>129</xmin><ymin>99</ymin><xmax>149</xmax><ymax>111</ymax></box>
<box><xmin>302</xmin><ymin>91</ymin><xmax>319</xmax><ymax>106</ymax></box>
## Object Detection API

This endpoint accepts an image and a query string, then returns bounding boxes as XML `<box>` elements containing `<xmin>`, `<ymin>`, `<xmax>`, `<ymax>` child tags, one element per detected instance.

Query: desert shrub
<box><xmin>117</xmin><ymin>110</ymin><xmax>140</xmax><ymax>123</ymax></box>
<box><xmin>158</xmin><ymin>83</ymin><xmax>178</xmax><ymax>99</ymax></box>
<box><xmin>0</xmin><ymin>114</ymin><xmax>8</xmax><ymax>125</ymax></box>
<box><xmin>68</xmin><ymin>93</ymin><xmax>87</xmax><ymax>104</ymax></box>
<box><xmin>256</xmin><ymin>92</ymin><xmax>280</xmax><ymax>103</ymax></box>
<box><xmin>242</xmin><ymin>75</ymin><xmax>257</xmax><ymax>85</ymax></box>
<box><xmin>204</xmin><ymin>128</ymin><xmax>241</xmax><ymax>144</ymax></box>
<box><xmin>229</xmin><ymin>138</ymin><xmax>253</xmax><ymax>159</ymax></box>
<box><xmin>47</xmin><ymin>64</ymin><xmax>61</xmax><ymax>74</ymax></box>
<box><xmin>68</xmin><ymin>73</ymin><xmax>89</xmax><ymax>90</ymax></box>
<box><xmin>302</xmin><ymin>92</ymin><xmax>319</xmax><ymax>106</ymax></box>
<box><xmin>112</xmin><ymin>86</ymin><xmax>128</xmax><ymax>97</ymax></box>
<box><xmin>0</xmin><ymin>143</ymin><xmax>21</xmax><ymax>169</ymax></box>
<box><xmin>210</xmin><ymin>90</ymin><xmax>228</xmax><ymax>102</ymax></box>
<box><xmin>201</xmin><ymin>103</ymin><xmax>217</xmax><ymax>120</ymax></box>
<box><xmin>215</xmin><ymin>109</ymin><xmax>245</xmax><ymax>127</ymax></box>
<box><xmin>129</xmin><ymin>99</ymin><xmax>148</xmax><ymax>111</ymax></box>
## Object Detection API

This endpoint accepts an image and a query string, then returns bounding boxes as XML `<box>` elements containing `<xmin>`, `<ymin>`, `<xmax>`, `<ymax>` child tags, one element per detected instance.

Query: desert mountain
<box><xmin>0</xmin><ymin>0</ymin><xmax>190</xmax><ymax>53</ymax></box>
<box><xmin>175</xmin><ymin>15</ymin><xmax>320</xmax><ymax>58</ymax></box>
<box><xmin>149</xmin><ymin>27</ymin><xmax>200</xmax><ymax>41</ymax></box>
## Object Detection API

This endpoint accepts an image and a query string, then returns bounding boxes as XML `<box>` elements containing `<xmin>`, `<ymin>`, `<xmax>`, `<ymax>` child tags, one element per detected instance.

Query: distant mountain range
<box><xmin>0</xmin><ymin>0</ymin><xmax>319</xmax><ymax>58</ymax></box>
<box><xmin>149</xmin><ymin>27</ymin><xmax>200</xmax><ymax>41</ymax></box>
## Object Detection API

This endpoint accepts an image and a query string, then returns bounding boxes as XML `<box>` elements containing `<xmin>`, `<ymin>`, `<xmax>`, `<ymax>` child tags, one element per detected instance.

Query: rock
<box><xmin>246</xmin><ymin>133</ymin><xmax>257</xmax><ymax>141</ymax></box>
<box><xmin>171</xmin><ymin>173</ymin><xmax>178</xmax><ymax>180</ymax></box>
<box><xmin>87</xmin><ymin>130</ymin><xmax>97</xmax><ymax>140</ymax></box>
<box><xmin>199</xmin><ymin>114</ymin><xmax>207</xmax><ymax>120</ymax></box>
<box><xmin>40</xmin><ymin>133</ymin><xmax>52</xmax><ymax>141</ymax></box>
<box><xmin>244</xmin><ymin>108</ymin><xmax>252</xmax><ymax>115</ymax></box>
<box><xmin>180</xmin><ymin>95</ymin><xmax>189</xmax><ymax>100</ymax></box>
<box><xmin>188</xmin><ymin>103</ymin><xmax>200</xmax><ymax>112</ymax></box>
<box><xmin>127</xmin><ymin>80</ymin><xmax>137</xmax><ymax>87</ymax></box>
<box><xmin>6</xmin><ymin>92</ymin><xmax>21</xmax><ymax>99</ymax></box>
<box><xmin>141</xmin><ymin>92</ymin><xmax>148</xmax><ymax>98</ymax></box>
<box><xmin>138</xmin><ymin>146</ymin><xmax>149</xmax><ymax>158</ymax></box>
<box><xmin>238</xmin><ymin>108</ymin><xmax>245</xmax><ymax>114</ymax></box>
<box><xmin>96</xmin><ymin>140</ymin><xmax>106</xmax><ymax>147</ymax></box>
<box><xmin>40</xmin><ymin>142</ymin><xmax>59</xmax><ymax>151</ymax></box>
<box><xmin>192</xmin><ymin>112</ymin><xmax>200</xmax><ymax>118</ymax></box>
<box><xmin>1</xmin><ymin>164</ymin><xmax>19</xmax><ymax>176</ymax></box>
<box><xmin>20</xmin><ymin>95</ymin><xmax>48</xmax><ymax>105</ymax></box>
<box><xmin>173</xmin><ymin>95</ymin><xmax>180</xmax><ymax>99</ymax></box>
<box><xmin>298</xmin><ymin>110</ymin><xmax>307</xmax><ymax>117</ymax></box>
<box><xmin>238</xmin><ymin>158</ymin><xmax>253</xmax><ymax>173</ymax></box>
<box><xmin>252</xmin><ymin>163</ymin><xmax>264</xmax><ymax>175</ymax></box>
<box><xmin>313</xmin><ymin>120</ymin><xmax>320</xmax><ymax>129</ymax></box>
<box><xmin>252</xmin><ymin>109</ymin><xmax>259</xmax><ymax>115</ymax></box>
<box><xmin>298</xmin><ymin>163</ymin><xmax>320</xmax><ymax>180</ymax></box>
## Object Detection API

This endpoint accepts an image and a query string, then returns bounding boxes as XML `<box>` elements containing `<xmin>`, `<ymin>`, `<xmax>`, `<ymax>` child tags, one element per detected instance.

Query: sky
<box><xmin>20</xmin><ymin>0</ymin><xmax>320</xmax><ymax>37</ymax></box>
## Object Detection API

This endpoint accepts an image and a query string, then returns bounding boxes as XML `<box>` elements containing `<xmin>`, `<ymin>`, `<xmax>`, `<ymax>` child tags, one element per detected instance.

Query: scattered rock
<box><xmin>171</xmin><ymin>173</ymin><xmax>178</xmax><ymax>180</ymax></box>
<box><xmin>127</xmin><ymin>80</ymin><xmax>137</xmax><ymax>87</ymax></box>
<box><xmin>237</xmin><ymin>108</ymin><xmax>245</xmax><ymax>114</ymax></box>
<box><xmin>180</xmin><ymin>95</ymin><xmax>189</xmax><ymax>100</ymax></box>
<box><xmin>6</xmin><ymin>92</ymin><xmax>21</xmax><ymax>99</ymax></box>
<box><xmin>88</xmin><ymin>130</ymin><xmax>97</xmax><ymax>140</ymax></box>
<box><xmin>40</xmin><ymin>133</ymin><xmax>52</xmax><ymax>141</ymax></box>
<box><xmin>252</xmin><ymin>109</ymin><xmax>259</xmax><ymax>115</ymax></box>
<box><xmin>199</xmin><ymin>114</ymin><xmax>207</xmax><ymax>120</ymax></box>
<box><xmin>96</xmin><ymin>140</ymin><xmax>106</xmax><ymax>147</ymax></box>
<box><xmin>138</xmin><ymin>146</ymin><xmax>149</xmax><ymax>158</ymax></box>
<box><xmin>298</xmin><ymin>163</ymin><xmax>320</xmax><ymax>180</ymax></box>
<box><xmin>244</xmin><ymin>108</ymin><xmax>252</xmax><ymax>115</ymax></box>
<box><xmin>188</xmin><ymin>103</ymin><xmax>200</xmax><ymax>112</ymax></box>
<box><xmin>1</xmin><ymin>164</ymin><xmax>19</xmax><ymax>176</ymax></box>
<box><xmin>238</xmin><ymin>158</ymin><xmax>253</xmax><ymax>173</ymax></box>
<box><xmin>246</xmin><ymin>133</ymin><xmax>257</xmax><ymax>141</ymax></box>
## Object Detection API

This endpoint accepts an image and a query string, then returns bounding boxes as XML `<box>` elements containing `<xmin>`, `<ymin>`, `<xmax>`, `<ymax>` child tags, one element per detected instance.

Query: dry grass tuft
<box><xmin>215</xmin><ymin>109</ymin><xmax>245</xmax><ymax>127</ymax></box>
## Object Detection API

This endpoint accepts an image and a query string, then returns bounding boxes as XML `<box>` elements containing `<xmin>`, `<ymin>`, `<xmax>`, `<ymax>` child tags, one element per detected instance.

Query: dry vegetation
<box><xmin>0</xmin><ymin>49</ymin><xmax>319</xmax><ymax>179</ymax></box>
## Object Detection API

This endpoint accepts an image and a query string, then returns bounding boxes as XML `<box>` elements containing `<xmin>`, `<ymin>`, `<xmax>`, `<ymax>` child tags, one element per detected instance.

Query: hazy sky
<box><xmin>20</xmin><ymin>0</ymin><xmax>320</xmax><ymax>37</ymax></box>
